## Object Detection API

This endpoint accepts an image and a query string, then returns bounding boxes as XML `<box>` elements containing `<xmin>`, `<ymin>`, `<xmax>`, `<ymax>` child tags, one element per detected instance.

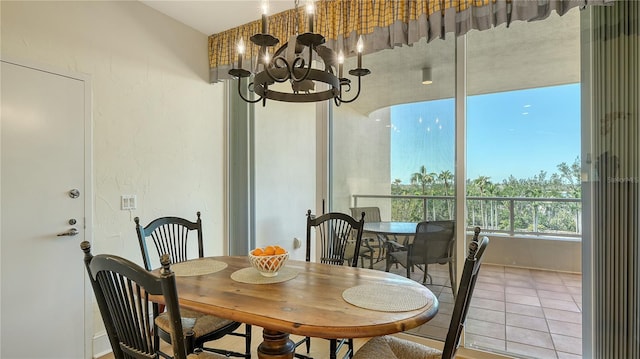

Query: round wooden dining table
<box><xmin>156</xmin><ymin>255</ymin><xmax>439</xmax><ymax>359</ymax></box>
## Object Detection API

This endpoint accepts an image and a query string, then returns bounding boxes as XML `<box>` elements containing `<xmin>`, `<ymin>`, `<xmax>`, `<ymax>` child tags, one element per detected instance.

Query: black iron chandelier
<box><xmin>228</xmin><ymin>0</ymin><xmax>370</xmax><ymax>107</ymax></box>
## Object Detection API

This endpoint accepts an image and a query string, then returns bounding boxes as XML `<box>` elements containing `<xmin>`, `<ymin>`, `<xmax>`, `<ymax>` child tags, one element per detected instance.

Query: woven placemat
<box><xmin>230</xmin><ymin>267</ymin><xmax>299</xmax><ymax>284</ymax></box>
<box><xmin>171</xmin><ymin>258</ymin><xmax>228</xmax><ymax>277</ymax></box>
<box><xmin>342</xmin><ymin>284</ymin><xmax>430</xmax><ymax>312</ymax></box>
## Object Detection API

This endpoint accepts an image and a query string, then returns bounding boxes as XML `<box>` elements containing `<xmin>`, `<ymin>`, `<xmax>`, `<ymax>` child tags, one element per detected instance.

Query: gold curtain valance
<box><xmin>208</xmin><ymin>0</ymin><xmax>615</xmax><ymax>83</ymax></box>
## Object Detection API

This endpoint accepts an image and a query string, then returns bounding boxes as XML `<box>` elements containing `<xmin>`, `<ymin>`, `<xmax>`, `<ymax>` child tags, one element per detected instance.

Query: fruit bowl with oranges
<box><xmin>248</xmin><ymin>245</ymin><xmax>289</xmax><ymax>277</ymax></box>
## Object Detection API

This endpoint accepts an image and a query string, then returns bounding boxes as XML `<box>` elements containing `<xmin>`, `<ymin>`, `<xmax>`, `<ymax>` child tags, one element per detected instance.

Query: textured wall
<box><xmin>254</xmin><ymin>93</ymin><xmax>316</xmax><ymax>261</ymax></box>
<box><xmin>2</xmin><ymin>1</ymin><xmax>225</xmax><ymax>354</ymax></box>
<box><xmin>332</xmin><ymin>106</ymin><xmax>392</xmax><ymax>217</ymax></box>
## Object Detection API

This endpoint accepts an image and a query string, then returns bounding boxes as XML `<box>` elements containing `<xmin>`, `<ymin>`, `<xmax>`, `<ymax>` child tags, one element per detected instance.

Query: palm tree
<box><xmin>437</xmin><ymin>170</ymin><xmax>454</xmax><ymax>195</ymax></box>
<box><xmin>438</xmin><ymin>170</ymin><xmax>454</xmax><ymax>218</ymax></box>
<box><xmin>484</xmin><ymin>182</ymin><xmax>499</xmax><ymax>229</ymax></box>
<box><xmin>411</xmin><ymin>165</ymin><xmax>436</xmax><ymax>195</ymax></box>
<box><xmin>391</xmin><ymin>178</ymin><xmax>402</xmax><ymax>195</ymax></box>
<box><xmin>472</xmin><ymin>176</ymin><xmax>492</xmax><ymax>228</ymax></box>
<box><xmin>411</xmin><ymin>165</ymin><xmax>437</xmax><ymax>220</ymax></box>
<box><xmin>473</xmin><ymin>175</ymin><xmax>491</xmax><ymax>196</ymax></box>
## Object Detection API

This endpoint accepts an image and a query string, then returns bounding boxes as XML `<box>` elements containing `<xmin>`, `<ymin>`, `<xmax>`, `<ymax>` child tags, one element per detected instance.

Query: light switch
<box><xmin>121</xmin><ymin>195</ymin><xmax>137</xmax><ymax>210</ymax></box>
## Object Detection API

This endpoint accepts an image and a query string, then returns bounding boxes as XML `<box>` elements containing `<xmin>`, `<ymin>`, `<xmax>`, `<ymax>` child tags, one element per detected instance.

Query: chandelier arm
<box><xmin>236</xmin><ymin>78</ymin><xmax>263</xmax><ymax>104</ymax></box>
<box><xmin>290</xmin><ymin>45</ymin><xmax>314</xmax><ymax>83</ymax></box>
<box><xmin>263</xmin><ymin>56</ymin><xmax>292</xmax><ymax>83</ymax></box>
<box><xmin>335</xmin><ymin>76</ymin><xmax>363</xmax><ymax>104</ymax></box>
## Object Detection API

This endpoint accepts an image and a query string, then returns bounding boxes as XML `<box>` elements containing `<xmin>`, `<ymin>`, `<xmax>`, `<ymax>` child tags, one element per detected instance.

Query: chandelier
<box><xmin>228</xmin><ymin>0</ymin><xmax>370</xmax><ymax>106</ymax></box>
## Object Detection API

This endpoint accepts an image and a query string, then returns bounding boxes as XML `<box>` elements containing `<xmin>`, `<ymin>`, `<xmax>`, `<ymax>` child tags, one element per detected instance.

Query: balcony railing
<box><xmin>352</xmin><ymin>194</ymin><xmax>582</xmax><ymax>238</ymax></box>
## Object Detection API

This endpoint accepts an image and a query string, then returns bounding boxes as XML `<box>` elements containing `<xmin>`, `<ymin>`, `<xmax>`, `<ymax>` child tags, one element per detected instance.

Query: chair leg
<box><xmin>423</xmin><ymin>265</ymin><xmax>428</xmax><ymax>284</ymax></box>
<box><xmin>244</xmin><ymin>324</ymin><xmax>252</xmax><ymax>358</ymax></box>
<box><xmin>294</xmin><ymin>336</ymin><xmax>312</xmax><ymax>359</ymax></box>
<box><xmin>330</xmin><ymin>339</ymin><xmax>337</xmax><ymax>359</ymax></box>
<box><xmin>376</xmin><ymin>236</ymin><xmax>386</xmax><ymax>262</ymax></box>
<box><xmin>449</xmin><ymin>262</ymin><xmax>457</xmax><ymax>298</ymax></box>
<box><xmin>185</xmin><ymin>330</ymin><xmax>196</xmax><ymax>354</ymax></box>
<box><xmin>424</xmin><ymin>264</ymin><xmax>433</xmax><ymax>285</ymax></box>
<box><xmin>328</xmin><ymin>338</ymin><xmax>351</xmax><ymax>359</ymax></box>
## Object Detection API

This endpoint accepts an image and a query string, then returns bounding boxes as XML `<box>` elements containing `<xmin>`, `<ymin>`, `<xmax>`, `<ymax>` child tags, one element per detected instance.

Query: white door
<box><xmin>1</xmin><ymin>60</ymin><xmax>91</xmax><ymax>359</ymax></box>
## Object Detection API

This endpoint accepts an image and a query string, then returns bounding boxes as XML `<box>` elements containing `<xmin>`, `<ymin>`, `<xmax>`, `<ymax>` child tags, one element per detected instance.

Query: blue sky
<box><xmin>391</xmin><ymin>84</ymin><xmax>581</xmax><ymax>184</ymax></box>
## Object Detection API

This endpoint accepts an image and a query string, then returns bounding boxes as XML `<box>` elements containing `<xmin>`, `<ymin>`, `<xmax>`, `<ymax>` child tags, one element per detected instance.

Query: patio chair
<box><xmin>353</xmin><ymin>227</ymin><xmax>489</xmax><ymax>359</ymax></box>
<box><xmin>294</xmin><ymin>209</ymin><xmax>365</xmax><ymax>359</ymax></box>
<box><xmin>385</xmin><ymin>220</ymin><xmax>456</xmax><ymax>296</ymax></box>
<box><xmin>350</xmin><ymin>207</ymin><xmax>385</xmax><ymax>269</ymax></box>
<box><xmin>135</xmin><ymin>212</ymin><xmax>251</xmax><ymax>358</ymax></box>
<box><xmin>80</xmin><ymin>241</ymin><xmax>227</xmax><ymax>359</ymax></box>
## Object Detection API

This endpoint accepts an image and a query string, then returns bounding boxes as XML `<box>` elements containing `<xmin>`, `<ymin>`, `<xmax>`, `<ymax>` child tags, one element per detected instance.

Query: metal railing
<box><xmin>353</xmin><ymin>194</ymin><xmax>582</xmax><ymax>238</ymax></box>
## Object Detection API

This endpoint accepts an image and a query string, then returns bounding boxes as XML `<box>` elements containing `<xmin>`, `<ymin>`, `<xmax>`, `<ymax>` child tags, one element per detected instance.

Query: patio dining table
<box><xmin>363</xmin><ymin>221</ymin><xmax>418</xmax><ymax>238</ymax></box>
<box><xmin>362</xmin><ymin>221</ymin><xmax>419</xmax><ymax>250</ymax></box>
<box><xmin>361</xmin><ymin>221</ymin><xmax>419</xmax><ymax>271</ymax></box>
<box><xmin>153</xmin><ymin>255</ymin><xmax>438</xmax><ymax>359</ymax></box>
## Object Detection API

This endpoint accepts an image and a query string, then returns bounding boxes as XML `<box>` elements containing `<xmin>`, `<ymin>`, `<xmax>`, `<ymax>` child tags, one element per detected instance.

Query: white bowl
<box><xmin>248</xmin><ymin>252</ymin><xmax>289</xmax><ymax>277</ymax></box>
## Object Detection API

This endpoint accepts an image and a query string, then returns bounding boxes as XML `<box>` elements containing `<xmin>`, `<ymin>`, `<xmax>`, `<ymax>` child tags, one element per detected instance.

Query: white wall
<box><xmin>254</xmin><ymin>94</ymin><xmax>316</xmax><ymax>261</ymax></box>
<box><xmin>2</xmin><ymin>1</ymin><xmax>225</xmax><ymax>355</ymax></box>
<box><xmin>332</xmin><ymin>106</ymin><xmax>392</xmax><ymax>217</ymax></box>
<box><xmin>483</xmin><ymin>235</ymin><xmax>581</xmax><ymax>273</ymax></box>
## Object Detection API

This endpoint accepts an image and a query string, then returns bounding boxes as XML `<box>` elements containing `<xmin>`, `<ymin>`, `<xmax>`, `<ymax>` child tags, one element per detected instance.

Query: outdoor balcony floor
<box><xmin>373</xmin><ymin>259</ymin><xmax>583</xmax><ymax>359</ymax></box>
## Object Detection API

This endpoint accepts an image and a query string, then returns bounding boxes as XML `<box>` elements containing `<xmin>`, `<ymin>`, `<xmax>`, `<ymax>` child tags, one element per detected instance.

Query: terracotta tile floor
<box><xmin>374</xmin><ymin>260</ymin><xmax>583</xmax><ymax>359</ymax></box>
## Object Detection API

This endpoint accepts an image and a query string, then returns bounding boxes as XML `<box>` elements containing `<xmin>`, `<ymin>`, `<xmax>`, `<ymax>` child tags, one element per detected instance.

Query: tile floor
<box><xmin>375</xmin><ymin>260</ymin><xmax>583</xmax><ymax>359</ymax></box>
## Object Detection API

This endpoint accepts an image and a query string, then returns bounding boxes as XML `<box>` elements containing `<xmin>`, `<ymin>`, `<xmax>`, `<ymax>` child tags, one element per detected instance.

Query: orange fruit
<box><xmin>252</xmin><ymin>248</ymin><xmax>264</xmax><ymax>256</ymax></box>
<box><xmin>264</xmin><ymin>245</ymin><xmax>276</xmax><ymax>255</ymax></box>
<box><xmin>274</xmin><ymin>247</ymin><xmax>286</xmax><ymax>255</ymax></box>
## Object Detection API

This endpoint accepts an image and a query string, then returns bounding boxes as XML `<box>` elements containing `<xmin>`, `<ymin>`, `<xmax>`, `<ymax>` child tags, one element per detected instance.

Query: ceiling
<box><xmin>140</xmin><ymin>1</ymin><xmax>580</xmax><ymax>115</ymax></box>
<box><xmin>141</xmin><ymin>1</ymin><xmax>296</xmax><ymax>35</ymax></box>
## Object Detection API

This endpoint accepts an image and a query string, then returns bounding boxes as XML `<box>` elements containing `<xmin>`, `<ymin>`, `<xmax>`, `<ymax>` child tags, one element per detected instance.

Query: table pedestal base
<box><xmin>257</xmin><ymin>329</ymin><xmax>296</xmax><ymax>359</ymax></box>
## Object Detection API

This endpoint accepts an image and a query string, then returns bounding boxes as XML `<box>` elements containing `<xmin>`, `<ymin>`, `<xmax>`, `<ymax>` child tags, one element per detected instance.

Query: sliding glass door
<box><xmin>330</xmin><ymin>35</ymin><xmax>457</xmax><ymax>341</ymax></box>
<box><xmin>464</xmin><ymin>10</ymin><xmax>583</xmax><ymax>358</ymax></box>
<box><xmin>327</xmin><ymin>6</ymin><xmax>588</xmax><ymax>359</ymax></box>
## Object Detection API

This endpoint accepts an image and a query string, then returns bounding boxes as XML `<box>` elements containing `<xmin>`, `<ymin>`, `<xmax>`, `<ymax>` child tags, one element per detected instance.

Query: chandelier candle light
<box><xmin>228</xmin><ymin>0</ymin><xmax>370</xmax><ymax>106</ymax></box>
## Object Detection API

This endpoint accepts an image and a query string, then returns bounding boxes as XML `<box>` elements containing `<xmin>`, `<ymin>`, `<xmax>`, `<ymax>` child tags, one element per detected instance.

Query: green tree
<box><xmin>437</xmin><ymin>170</ymin><xmax>454</xmax><ymax>196</ymax></box>
<box><xmin>470</xmin><ymin>176</ymin><xmax>492</xmax><ymax>228</ymax></box>
<box><xmin>394</xmin><ymin>158</ymin><xmax>582</xmax><ymax>234</ymax></box>
<box><xmin>411</xmin><ymin>165</ymin><xmax>436</xmax><ymax>195</ymax></box>
<box><xmin>557</xmin><ymin>156</ymin><xmax>581</xmax><ymax>198</ymax></box>
<box><xmin>437</xmin><ymin>170</ymin><xmax>454</xmax><ymax>218</ymax></box>
<box><xmin>472</xmin><ymin>176</ymin><xmax>491</xmax><ymax>196</ymax></box>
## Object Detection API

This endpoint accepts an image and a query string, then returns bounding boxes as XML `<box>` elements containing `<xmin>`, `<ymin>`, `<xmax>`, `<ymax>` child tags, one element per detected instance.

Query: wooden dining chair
<box><xmin>385</xmin><ymin>220</ymin><xmax>457</xmax><ymax>296</ymax></box>
<box><xmin>353</xmin><ymin>227</ymin><xmax>489</xmax><ymax>359</ymax></box>
<box><xmin>80</xmin><ymin>241</ymin><xmax>227</xmax><ymax>359</ymax></box>
<box><xmin>135</xmin><ymin>212</ymin><xmax>251</xmax><ymax>358</ymax></box>
<box><xmin>294</xmin><ymin>209</ymin><xmax>366</xmax><ymax>359</ymax></box>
